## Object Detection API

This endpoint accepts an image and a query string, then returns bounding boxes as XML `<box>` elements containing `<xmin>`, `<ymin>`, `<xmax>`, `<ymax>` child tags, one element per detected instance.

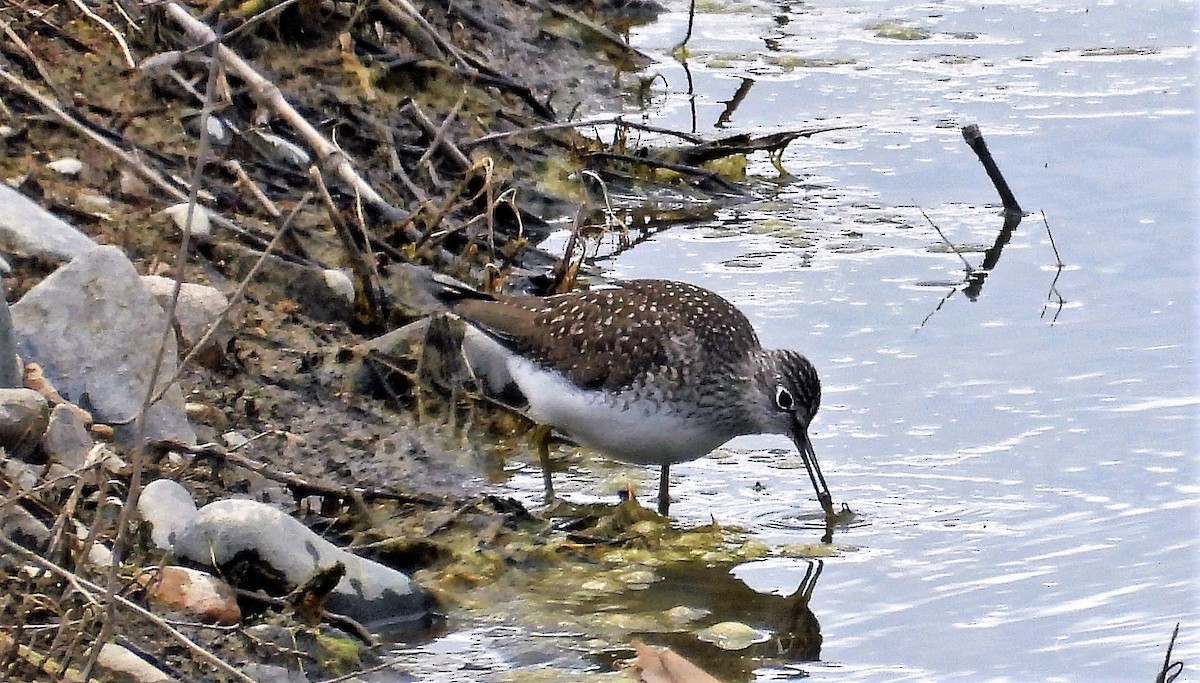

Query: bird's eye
<box><xmin>774</xmin><ymin>386</ymin><xmax>794</xmax><ymax>411</ymax></box>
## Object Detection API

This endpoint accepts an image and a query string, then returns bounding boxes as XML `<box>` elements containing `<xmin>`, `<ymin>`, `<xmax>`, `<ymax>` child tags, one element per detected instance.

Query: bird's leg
<box><xmin>532</xmin><ymin>424</ymin><xmax>555</xmax><ymax>503</ymax></box>
<box><xmin>821</xmin><ymin>516</ymin><xmax>834</xmax><ymax>544</ymax></box>
<box><xmin>657</xmin><ymin>463</ymin><xmax>671</xmax><ymax>516</ymax></box>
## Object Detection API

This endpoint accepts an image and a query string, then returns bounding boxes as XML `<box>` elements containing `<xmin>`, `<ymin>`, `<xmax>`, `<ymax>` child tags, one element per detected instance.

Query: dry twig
<box><xmin>0</xmin><ymin>536</ymin><xmax>257</xmax><ymax>683</ymax></box>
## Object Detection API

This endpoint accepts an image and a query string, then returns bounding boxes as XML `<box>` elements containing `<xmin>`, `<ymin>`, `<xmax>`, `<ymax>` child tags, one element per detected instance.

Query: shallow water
<box><xmin>399</xmin><ymin>1</ymin><xmax>1197</xmax><ymax>680</ymax></box>
<box><xmin>597</xmin><ymin>0</ymin><xmax>1197</xmax><ymax>680</ymax></box>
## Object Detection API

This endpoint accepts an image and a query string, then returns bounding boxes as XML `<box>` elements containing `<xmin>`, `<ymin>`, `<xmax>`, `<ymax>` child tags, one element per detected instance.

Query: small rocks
<box><xmin>0</xmin><ymin>458</ymin><xmax>42</xmax><ymax>494</ymax></box>
<box><xmin>10</xmin><ymin>245</ymin><xmax>196</xmax><ymax>446</ymax></box>
<box><xmin>136</xmin><ymin>479</ymin><xmax>431</xmax><ymax>628</ymax></box>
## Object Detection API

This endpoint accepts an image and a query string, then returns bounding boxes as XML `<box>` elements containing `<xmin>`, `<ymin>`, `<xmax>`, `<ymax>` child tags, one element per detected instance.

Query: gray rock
<box><xmin>141</xmin><ymin>275</ymin><xmax>235</xmax><ymax>365</ymax></box>
<box><xmin>0</xmin><ymin>387</ymin><xmax>49</xmax><ymax>460</ymax></box>
<box><xmin>10</xmin><ymin>245</ymin><xmax>196</xmax><ymax>445</ymax></box>
<box><xmin>42</xmin><ymin>403</ymin><xmax>94</xmax><ymax>468</ymax></box>
<box><xmin>0</xmin><ymin>276</ymin><xmax>19</xmax><ymax>388</ymax></box>
<box><xmin>174</xmin><ymin>499</ymin><xmax>430</xmax><ymax>626</ymax></box>
<box><xmin>138</xmin><ymin>478</ymin><xmax>198</xmax><ymax>550</ymax></box>
<box><xmin>0</xmin><ymin>183</ymin><xmax>98</xmax><ymax>262</ymax></box>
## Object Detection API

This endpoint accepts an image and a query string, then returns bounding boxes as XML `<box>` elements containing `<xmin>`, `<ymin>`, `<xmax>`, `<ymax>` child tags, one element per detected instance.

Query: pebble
<box><xmin>141</xmin><ymin>565</ymin><xmax>241</xmax><ymax>625</ymax></box>
<box><xmin>46</xmin><ymin>158</ymin><xmax>84</xmax><ymax>176</ymax></box>
<box><xmin>157</xmin><ymin>203</ymin><xmax>213</xmax><ymax>238</ymax></box>
<box><xmin>322</xmin><ymin>269</ymin><xmax>356</xmax><ymax>304</ymax></box>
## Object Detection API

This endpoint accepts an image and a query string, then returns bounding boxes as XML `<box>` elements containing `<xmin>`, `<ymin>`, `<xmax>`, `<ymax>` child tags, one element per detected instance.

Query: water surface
<box><xmin>593</xmin><ymin>1</ymin><xmax>1196</xmax><ymax>679</ymax></box>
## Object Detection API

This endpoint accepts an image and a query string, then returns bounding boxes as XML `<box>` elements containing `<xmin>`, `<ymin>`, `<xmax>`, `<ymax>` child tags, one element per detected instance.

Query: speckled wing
<box><xmin>452</xmin><ymin>280</ymin><xmax>762</xmax><ymax>392</ymax></box>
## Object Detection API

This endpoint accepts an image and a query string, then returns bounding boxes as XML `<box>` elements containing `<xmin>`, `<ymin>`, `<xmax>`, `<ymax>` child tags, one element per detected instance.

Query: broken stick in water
<box><xmin>962</xmin><ymin>124</ymin><xmax>1023</xmax><ymax>216</ymax></box>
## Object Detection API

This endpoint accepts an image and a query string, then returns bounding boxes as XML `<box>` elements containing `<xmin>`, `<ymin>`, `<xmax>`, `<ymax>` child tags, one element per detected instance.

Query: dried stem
<box><xmin>0</xmin><ymin>536</ymin><xmax>256</xmax><ymax>683</ymax></box>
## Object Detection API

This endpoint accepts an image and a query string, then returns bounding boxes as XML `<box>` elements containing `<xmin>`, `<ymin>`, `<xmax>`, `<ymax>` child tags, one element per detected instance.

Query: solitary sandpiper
<box><xmin>450</xmin><ymin>279</ymin><xmax>835</xmax><ymax>519</ymax></box>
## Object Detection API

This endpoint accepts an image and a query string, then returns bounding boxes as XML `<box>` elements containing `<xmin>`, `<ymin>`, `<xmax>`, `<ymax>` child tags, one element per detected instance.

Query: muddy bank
<box><xmin>0</xmin><ymin>0</ymin><xmax>835</xmax><ymax>678</ymax></box>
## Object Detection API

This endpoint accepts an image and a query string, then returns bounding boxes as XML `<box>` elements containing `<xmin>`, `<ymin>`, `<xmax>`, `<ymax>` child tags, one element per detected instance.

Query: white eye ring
<box><xmin>775</xmin><ymin>386</ymin><xmax>794</xmax><ymax>411</ymax></box>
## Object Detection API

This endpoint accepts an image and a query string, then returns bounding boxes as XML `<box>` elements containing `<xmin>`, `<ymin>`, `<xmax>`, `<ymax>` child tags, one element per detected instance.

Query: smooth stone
<box><xmin>141</xmin><ymin>275</ymin><xmax>235</xmax><ymax>365</ymax></box>
<box><xmin>174</xmin><ymin>499</ymin><xmax>431</xmax><ymax>626</ymax></box>
<box><xmin>142</xmin><ymin>565</ymin><xmax>241</xmax><ymax>625</ymax></box>
<box><xmin>97</xmin><ymin>643</ymin><xmax>179</xmax><ymax>683</ymax></box>
<box><xmin>0</xmin><ymin>183</ymin><xmax>98</xmax><ymax>262</ymax></box>
<box><xmin>86</xmin><ymin>540</ymin><xmax>113</xmax><ymax>568</ymax></box>
<box><xmin>46</xmin><ymin>158</ymin><xmax>84</xmax><ymax>176</ymax></box>
<box><xmin>10</xmin><ymin>245</ymin><xmax>196</xmax><ymax>446</ymax></box>
<box><xmin>42</xmin><ymin>402</ymin><xmax>94</xmax><ymax>469</ymax></box>
<box><xmin>137</xmin><ymin>478</ymin><xmax>198</xmax><ymax>550</ymax></box>
<box><xmin>0</xmin><ymin>388</ymin><xmax>49</xmax><ymax>460</ymax></box>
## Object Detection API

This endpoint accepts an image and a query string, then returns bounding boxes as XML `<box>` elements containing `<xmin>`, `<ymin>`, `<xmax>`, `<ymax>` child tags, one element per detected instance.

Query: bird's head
<box><xmin>756</xmin><ymin>350</ymin><xmax>833</xmax><ymax>517</ymax></box>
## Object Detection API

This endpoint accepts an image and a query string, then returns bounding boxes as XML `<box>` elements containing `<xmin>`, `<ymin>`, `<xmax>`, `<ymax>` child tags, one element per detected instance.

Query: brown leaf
<box><xmin>625</xmin><ymin>639</ymin><xmax>725</xmax><ymax>683</ymax></box>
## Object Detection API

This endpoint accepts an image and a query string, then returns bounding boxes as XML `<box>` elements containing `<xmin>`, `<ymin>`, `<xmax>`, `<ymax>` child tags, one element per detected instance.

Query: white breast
<box><xmin>506</xmin><ymin>354</ymin><xmax>728</xmax><ymax>465</ymax></box>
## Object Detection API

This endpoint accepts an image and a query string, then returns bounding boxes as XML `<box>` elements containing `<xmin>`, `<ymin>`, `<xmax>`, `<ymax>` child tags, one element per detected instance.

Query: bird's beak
<box><xmin>791</xmin><ymin>422</ymin><xmax>834</xmax><ymax>518</ymax></box>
